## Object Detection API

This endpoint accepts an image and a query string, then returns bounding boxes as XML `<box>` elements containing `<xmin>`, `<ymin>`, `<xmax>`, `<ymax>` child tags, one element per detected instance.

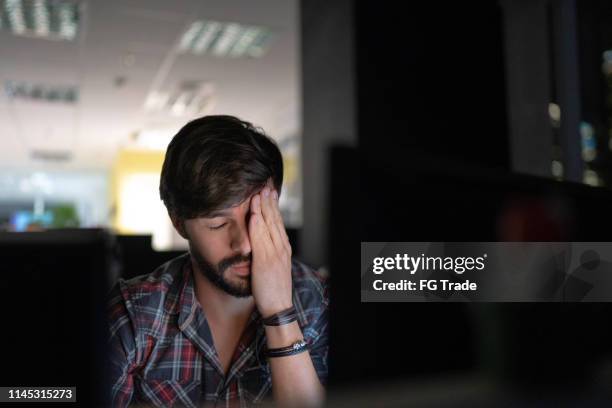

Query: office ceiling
<box><xmin>0</xmin><ymin>0</ymin><xmax>299</xmax><ymax>170</ymax></box>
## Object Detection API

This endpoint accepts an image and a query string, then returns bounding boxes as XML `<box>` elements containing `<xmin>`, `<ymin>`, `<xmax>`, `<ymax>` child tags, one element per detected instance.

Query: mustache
<box><xmin>218</xmin><ymin>253</ymin><xmax>252</xmax><ymax>273</ymax></box>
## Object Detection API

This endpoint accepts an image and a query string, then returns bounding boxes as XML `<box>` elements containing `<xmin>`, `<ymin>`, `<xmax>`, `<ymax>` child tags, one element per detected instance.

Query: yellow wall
<box><xmin>110</xmin><ymin>149</ymin><xmax>165</xmax><ymax>232</ymax></box>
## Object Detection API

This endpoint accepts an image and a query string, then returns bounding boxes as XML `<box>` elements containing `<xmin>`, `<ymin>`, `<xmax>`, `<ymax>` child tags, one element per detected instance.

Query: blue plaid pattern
<box><xmin>107</xmin><ymin>253</ymin><xmax>329</xmax><ymax>407</ymax></box>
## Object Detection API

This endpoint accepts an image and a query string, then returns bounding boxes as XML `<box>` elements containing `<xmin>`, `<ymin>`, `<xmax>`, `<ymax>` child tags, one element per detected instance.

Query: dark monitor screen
<box><xmin>0</xmin><ymin>229</ymin><xmax>113</xmax><ymax>406</ymax></box>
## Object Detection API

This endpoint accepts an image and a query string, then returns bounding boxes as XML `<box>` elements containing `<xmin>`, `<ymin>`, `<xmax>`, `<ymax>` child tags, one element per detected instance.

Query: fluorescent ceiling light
<box><xmin>247</xmin><ymin>30</ymin><xmax>272</xmax><ymax>58</ymax></box>
<box><xmin>33</xmin><ymin>0</ymin><xmax>49</xmax><ymax>36</ymax></box>
<box><xmin>228</xmin><ymin>27</ymin><xmax>261</xmax><ymax>57</ymax></box>
<box><xmin>211</xmin><ymin>23</ymin><xmax>242</xmax><ymax>56</ymax></box>
<box><xmin>192</xmin><ymin>21</ymin><xmax>221</xmax><ymax>55</ymax></box>
<box><xmin>178</xmin><ymin>21</ymin><xmax>203</xmax><ymax>52</ymax></box>
<box><xmin>179</xmin><ymin>19</ymin><xmax>273</xmax><ymax>58</ymax></box>
<box><xmin>5</xmin><ymin>0</ymin><xmax>26</xmax><ymax>34</ymax></box>
<box><xmin>144</xmin><ymin>81</ymin><xmax>216</xmax><ymax>118</ymax></box>
<box><xmin>5</xmin><ymin>80</ymin><xmax>79</xmax><ymax>104</ymax></box>
<box><xmin>144</xmin><ymin>92</ymin><xmax>169</xmax><ymax>112</ymax></box>
<box><xmin>0</xmin><ymin>0</ymin><xmax>80</xmax><ymax>41</ymax></box>
<box><xmin>57</xmin><ymin>1</ymin><xmax>76</xmax><ymax>39</ymax></box>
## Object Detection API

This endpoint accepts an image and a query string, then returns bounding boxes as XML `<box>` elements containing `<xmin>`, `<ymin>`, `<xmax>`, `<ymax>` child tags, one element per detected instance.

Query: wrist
<box><xmin>258</xmin><ymin>300</ymin><xmax>294</xmax><ymax>319</ymax></box>
<box><xmin>265</xmin><ymin>321</ymin><xmax>302</xmax><ymax>349</ymax></box>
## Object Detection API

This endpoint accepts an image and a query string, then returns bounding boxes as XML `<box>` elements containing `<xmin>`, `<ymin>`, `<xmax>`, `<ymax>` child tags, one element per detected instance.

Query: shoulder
<box><xmin>291</xmin><ymin>258</ymin><xmax>329</xmax><ymax>327</ymax></box>
<box><xmin>108</xmin><ymin>253</ymin><xmax>190</xmax><ymax>338</ymax></box>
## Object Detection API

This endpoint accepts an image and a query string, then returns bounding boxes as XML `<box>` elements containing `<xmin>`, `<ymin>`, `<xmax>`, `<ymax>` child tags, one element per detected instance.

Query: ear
<box><xmin>169</xmin><ymin>213</ymin><xmax>188</xmax><ymax>239</ymax></box>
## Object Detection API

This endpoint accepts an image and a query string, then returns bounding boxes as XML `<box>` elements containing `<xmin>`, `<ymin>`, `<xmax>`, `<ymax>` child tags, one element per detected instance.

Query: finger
<box><xmin>249</xmin><ymin>194</ymin><xmax>273</xmax><ymax>257</ymax></box>
<box><xmin>267</xmin><ymin>188</ymin><xmax>290</xmax><ymax>257</ymax></box>
<box><xmin>271</xmin><ymin>190</ymin><xmax>292</xmax><ymax>256</ymax></box>
<box><xmin>260</xmin><ymin>187</ymin><xmax>286</xmax><ymax>254</ymax></box>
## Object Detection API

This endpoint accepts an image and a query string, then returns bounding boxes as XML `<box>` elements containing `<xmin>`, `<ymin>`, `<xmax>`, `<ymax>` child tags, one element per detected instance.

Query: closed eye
<box><xmin>208</xmin><ymin>222</ymin><xmax>227</xmax><ymax>230</ymax></box>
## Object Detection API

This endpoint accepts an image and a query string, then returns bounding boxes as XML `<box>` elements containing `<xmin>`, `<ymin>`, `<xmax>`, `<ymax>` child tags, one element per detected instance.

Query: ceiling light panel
<box><xmin>0</xmin><ymin>0</ymin><xmax>80</xmax><ymax>41</ymax></box>
<box><xmin>178</xmin><ymin>19</ymin><xmax>273</xmax><ymax>58</ymax></box>
<box><xmin>144</xmin><ymin>80</ymin><xmax>216</xmax><ymax>118</ymax></box>
<box><xmin>5</xmin><ymin>80</ymin><xmax>79</xmax><ymax>104</ymax></box>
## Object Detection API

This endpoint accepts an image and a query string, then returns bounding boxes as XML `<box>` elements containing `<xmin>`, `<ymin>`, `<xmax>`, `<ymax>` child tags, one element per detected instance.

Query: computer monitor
<box><xmin>0</xmin><ymin>229</ymin><xmax>113</xmax><ymax>406</ymax></box>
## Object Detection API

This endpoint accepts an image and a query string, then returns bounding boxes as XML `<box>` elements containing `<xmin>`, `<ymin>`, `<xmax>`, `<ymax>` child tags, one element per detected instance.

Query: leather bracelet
<box><xmin>262</xmin><ymin>306</ymin><xmax>297</xmax><ymax>326</ymax></box>
<box><xmin>266</xmin><ymin>339</ymin><xmax>308</xmax><ymax>358</ymax></box>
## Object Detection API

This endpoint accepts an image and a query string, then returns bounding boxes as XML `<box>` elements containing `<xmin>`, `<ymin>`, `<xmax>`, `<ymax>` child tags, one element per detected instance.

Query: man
<box><xmin>107</xmin><ymin>115</ymin><xmax>328</xmax><ymax>407</ymax></box>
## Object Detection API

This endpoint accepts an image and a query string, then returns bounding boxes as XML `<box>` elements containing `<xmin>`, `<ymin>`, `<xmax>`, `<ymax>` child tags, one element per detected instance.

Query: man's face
<box><xmin>183</xmin><ymin>196</ymin><xmax>254</xmax><ymax>298</ymax></box>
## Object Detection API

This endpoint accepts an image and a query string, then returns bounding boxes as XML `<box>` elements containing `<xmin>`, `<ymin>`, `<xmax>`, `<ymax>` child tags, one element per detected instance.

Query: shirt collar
<box><xmin>176</xmin><ymin>257</ymin><xmax>266</xmax><ymax>380</ymax></box>
<box><xmin>177</xmin><ymin>258</ymin><xmax>198</xmax><ymax>331</ymax></box>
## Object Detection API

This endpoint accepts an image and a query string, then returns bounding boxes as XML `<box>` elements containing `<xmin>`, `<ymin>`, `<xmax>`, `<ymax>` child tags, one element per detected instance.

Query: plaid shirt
<box><xmin>107</xmin><ymin>253</ymin><xmax>329</xmax><ymax>407</ymax></box>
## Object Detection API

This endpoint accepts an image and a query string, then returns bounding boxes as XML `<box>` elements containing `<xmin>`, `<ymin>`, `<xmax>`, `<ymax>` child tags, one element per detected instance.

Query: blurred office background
<box><xmin>0</xmin><ymin>0</ymin><xmax>304</xmax><ymax>255</ymax></box>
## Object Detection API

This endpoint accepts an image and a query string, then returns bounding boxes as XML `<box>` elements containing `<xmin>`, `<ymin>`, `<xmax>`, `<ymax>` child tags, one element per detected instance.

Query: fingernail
<box><xmin>272</xmin><ymin>190</ymin><xmax>278</xmax><ymax>200</ymax></box>
<box><xmin>263</xmin><ymin>188</ymin><xmax>270</xmax><ymax>197</ymax></box>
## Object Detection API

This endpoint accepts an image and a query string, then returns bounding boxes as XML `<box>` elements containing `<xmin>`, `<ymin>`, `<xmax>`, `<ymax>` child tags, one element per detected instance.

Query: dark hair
<box><xmin>159</xmin><ymin>115</ymin><xmax>283</xmax><ymax>219</ymax></box>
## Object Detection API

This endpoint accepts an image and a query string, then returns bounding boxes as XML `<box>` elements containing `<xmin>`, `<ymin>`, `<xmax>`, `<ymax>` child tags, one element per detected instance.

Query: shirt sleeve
<box><xmin>305</xmin><ymin>278</ymin><xmax>330</xmax><ymax>387</ymax></box>
<box><xmin>107</xmin><ymin>282</ymin><xmax>138</xmax><ymax>407</ymax></box>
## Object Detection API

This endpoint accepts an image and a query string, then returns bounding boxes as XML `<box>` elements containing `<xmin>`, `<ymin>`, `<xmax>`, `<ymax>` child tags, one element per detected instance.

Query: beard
<box><xmin>189</xmin><ymin>241</ymin><xmax>252</xmax><ymax>298</ymax></box>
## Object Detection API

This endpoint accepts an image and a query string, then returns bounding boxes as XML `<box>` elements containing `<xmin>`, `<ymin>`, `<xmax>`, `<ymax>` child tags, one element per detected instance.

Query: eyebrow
<box><xmin>204</xmin><ymin>209</ymin><xmax>232</xmax><ymax>218</ymax></box>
